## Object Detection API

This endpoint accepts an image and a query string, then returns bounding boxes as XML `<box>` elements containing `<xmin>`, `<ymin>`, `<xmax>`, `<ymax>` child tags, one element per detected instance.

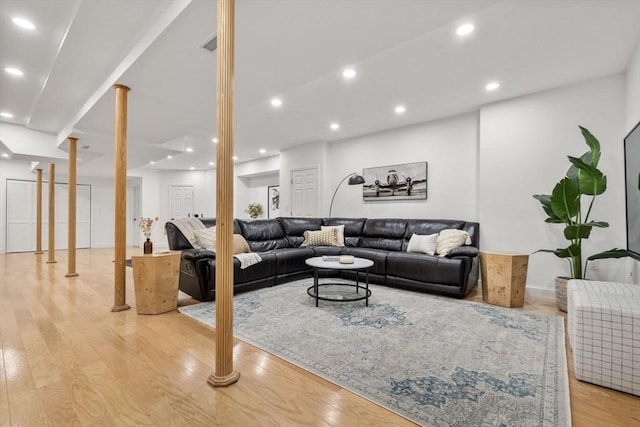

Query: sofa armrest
<box><xmin>445</xmin><ymin>246</ymin><xmax>479</xmax><ymax>258</ymax></box>
<box><xmin>182</xmin><ymin>249</ymin><xmax>216</xmax><ymax>262</ymax></box>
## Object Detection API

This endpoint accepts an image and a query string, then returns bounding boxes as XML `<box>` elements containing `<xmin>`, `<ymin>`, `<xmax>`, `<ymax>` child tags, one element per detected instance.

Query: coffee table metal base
<box><xmin>308</xmin><ymin>268</ymin><xmax>371</xmax><ymax>307</ymax></box>
<box><xmin>306</xmin><ymin>283</ymin><xmax>372</xmax><ymax>305</ymax></box>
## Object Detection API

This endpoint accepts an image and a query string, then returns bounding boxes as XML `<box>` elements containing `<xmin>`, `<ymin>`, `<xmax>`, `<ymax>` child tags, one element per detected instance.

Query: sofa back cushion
<box><xmin>279</xmin><ymin>217</ymin><xmax>322</xmax><ymax>247</ymax></box>
<box><xmin>462</xmin><ymin>222</ymin><xmax>480</xmax><ymax>249</ymax></box>
<box><xmin>237</xmin><ymin>219</ymin><xmax>290</xmax><ymax>252</ymax></box>
<box><xmin>359</xmin><ymin>218</ymin><xmax>407</xmax><ymax>251</ymax></box>
<box><xmin>400</xmin><ymin>219</ymin><xmax>480</xmax><ymax>251</ymax></box>
<box><xmin>322</xmin><ymin>217</ymin><xmax>366</xmax><ymax>247</ymax></box>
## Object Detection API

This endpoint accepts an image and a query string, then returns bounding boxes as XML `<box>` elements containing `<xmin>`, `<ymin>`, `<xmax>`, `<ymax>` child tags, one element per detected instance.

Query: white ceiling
<box><xmin>1</xmin><ymin>0</ymin><xmax>640</xmax><ymax>177</ymax></box>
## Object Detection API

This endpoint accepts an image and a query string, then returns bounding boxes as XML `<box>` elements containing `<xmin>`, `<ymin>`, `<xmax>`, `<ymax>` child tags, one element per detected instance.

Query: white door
<box><xmin>6</xmin><ymin>179</ymin><xmax>91</xmax><ymax>252</ymax></box>
<box><xmin>291</xmin><ymin>167</ymin><xmax>318</xmax><ymax>217</ymax></box>
<box><xmin>6</xmin><ymin>180</ymin><xmax>35</xmax><ymax>252</ymax></box>
<box><xmin>169</xmin><ymin>185</ymin><xmax>194</xmax><ymax>219</ymax></box>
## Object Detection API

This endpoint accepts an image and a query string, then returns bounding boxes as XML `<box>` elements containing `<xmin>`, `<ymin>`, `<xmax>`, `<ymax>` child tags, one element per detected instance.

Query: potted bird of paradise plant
<box><xmin>533</xmin><ymin>126</ymin><xmax>639</xmax><ymax>311</ymax></box>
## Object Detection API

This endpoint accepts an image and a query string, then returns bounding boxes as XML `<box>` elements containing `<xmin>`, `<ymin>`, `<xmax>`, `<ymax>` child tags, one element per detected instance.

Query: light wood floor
<box><xmin>1</xmin><ymin>248</ymin><xmax>638</xmax><ymax>426</ymax></box>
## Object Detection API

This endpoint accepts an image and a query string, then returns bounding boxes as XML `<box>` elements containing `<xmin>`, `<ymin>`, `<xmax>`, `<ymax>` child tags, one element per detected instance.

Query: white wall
<box><xmin>0</xmin><ymin>159</ymin><xmax>121</xmax><ymax>251</ymax></box>
<box><xmin>627</xmin><ymin>41</ymin><xmax>640</xmax><ymax>130</ymax></box>
<box><xmin>480</xmin><ymin>74</ymin><xmax>628</xmax><ymax>292</ymax></box>
<box><xmin>235</xmin><ymin>155</ymin><xmax>280</xmax><ymax>219</ymax></box>
<box><xmin>626</xmin><ymin>40</ymin><xmax>640</xmax><ymax>283</ymax></box>
<box><xmin>279</xmin><ymin>142</ymin><xmax>326</xmax><ymax>217</ymax></box>
<box><xmin>324</xmin><ymin>112</ymin><xmax>479</xmax><ymax>220</ymax></box>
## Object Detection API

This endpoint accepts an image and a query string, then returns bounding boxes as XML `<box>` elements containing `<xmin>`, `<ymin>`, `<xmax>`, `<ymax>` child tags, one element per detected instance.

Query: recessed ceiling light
<box><xmin>232</xmin><ymin>156</ymin><xmax>238</xmax><ymax>160</ymax></box>
<box><xmin>342</xmin><ymin>68</ymin><xmax>356</xmax><ymax>79</ymax></box>
<box><xmin>150</xmin><ymin>161</ymin><xmax>155</xmax><ymax>165</ymax></box>
<box><xmin>259</xmin><ymin>149</ymin><xmax>266</xmax><ymax>154</ymax></box>
<box><xmin>12</xmin><ymin>17</ymin><xmax>35</xmax><ymax>30</ymax></box>
<box><xmin>0</xmin><ymin>112</ymin><xmax>14</xmax><ymax>118</ymax></box>
<box><xmin>456</xmin><ymin>23</ymin><xmax>474</xmax><ymax>36</ymax></box>
<box><xmin>209</xmin><ymin>161</ymin><xmax>214</xmax><ymax>166</ymax></box>
<box><xmin>395</xmin><ymin>105</ymin><xmax>406</xmax><ymax>114</ymax></box>
<box><xmin>212</xmin><ymin>138</ymin><xmax>218</xmax><ymax>143</ymax></box>
<box><xmin>330</xmin><ymin>122</ymin><xmax>340</xmax><ymax>130</ymax></box>
<box><xmin>485</xmin><ymin>81</ymin><xmax>500</xmax><ymax>91</ymax></box>
<box><xmin>190</xmin><ymin>166</ymin><xmax>195</xmax><ymax>170</ymax></box>
<box><xmin>270</xmin><ymin>98</ymin><xmax>282</xmax><ymax>107</ymax></box>
<box><xmin>167</xmin><ymin>155</ymin><xmax>172</xmax><ymax>159</ymax></box>
<box><xmin>5</xmin><ymin>67</ymin><xmax>23</xmax><ymax>76</ymax></box>
<box><xmin>1</xmin><ymin>153</ymin><xmax>9</xmax><ymax>158</ymax></box>
<box><xmin>186</xmin><ymin>147</ymin><xmax>194</xmax><ymax>152</ymax></box>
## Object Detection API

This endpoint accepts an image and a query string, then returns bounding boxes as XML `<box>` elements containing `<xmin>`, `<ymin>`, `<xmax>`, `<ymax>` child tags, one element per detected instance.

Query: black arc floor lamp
<box><xmin>328</xmin><ymin>172</ymin><xmax>365</xmax><ymax>217</ymax></box>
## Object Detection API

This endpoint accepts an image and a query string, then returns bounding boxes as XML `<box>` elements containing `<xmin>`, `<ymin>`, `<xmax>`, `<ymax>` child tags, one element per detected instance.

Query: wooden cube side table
<box><xmin>132</xmin><ymin>251</ymin><xmax>181</xmax><ymax>315</ymax></box>
<box><xmin>479</xmin><ymin>251</ymin><xmax>529</xmax><ymax>308</ymax></box>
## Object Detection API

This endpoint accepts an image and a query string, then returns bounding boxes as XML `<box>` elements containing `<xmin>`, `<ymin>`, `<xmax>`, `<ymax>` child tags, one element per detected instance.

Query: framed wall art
<box><xmin>268</xmin><ymin>185</ymin><xmax>280</xmax><ymax>218</ymax></box>
<box><xmin>362</xmin><ymin>161</ymin><xmax>427</xmax><ymax>201</ymax></box>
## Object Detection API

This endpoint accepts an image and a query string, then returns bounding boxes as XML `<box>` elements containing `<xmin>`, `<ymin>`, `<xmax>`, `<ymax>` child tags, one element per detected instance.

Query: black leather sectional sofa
<box><xmin>165</xmin><ymin>217</ymin><xmax>480</xmax><ymax>302</ymax></box>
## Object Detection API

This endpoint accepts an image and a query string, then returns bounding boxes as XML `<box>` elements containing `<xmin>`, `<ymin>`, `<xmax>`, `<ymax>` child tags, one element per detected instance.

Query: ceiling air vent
<box><xmin>202</xmin><ymin>35</ymin><xmax>217</xmax><ymax>53</ymax></box>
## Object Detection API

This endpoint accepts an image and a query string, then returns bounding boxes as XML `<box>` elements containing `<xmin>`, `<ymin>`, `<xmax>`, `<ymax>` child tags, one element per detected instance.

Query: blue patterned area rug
<box><xmin>179</xmin><ymin>279</ymin><xmax>570</xmax><ymax>426</ymax></box>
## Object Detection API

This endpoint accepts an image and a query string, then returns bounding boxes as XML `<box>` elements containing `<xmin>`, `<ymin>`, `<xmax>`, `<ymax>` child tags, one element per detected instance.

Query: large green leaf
<box><xmin>579</xmin><ymin>125</ymin><xmax>601</xmax><ymax>167</ymax></box>
<box><xmin>564</xmin><ymin>224</ymin><xmax>591</xmax><ymax>239</ymax></box>
<box><xmin>568</xmin><ymin>156</ymin><xmax>607</xmax><ymax>195</ymax></box>
<box><xmin>584</xmin><ymin>221</ymin><xmax>609</xmax><ymax>228</ymax></box>
<box><xmin>533</xmin><ymin>194</ymin><xmax>562</xmax><ymax>221</ymax></box>
<box><xmin>536</xmin><ymin>245</ymin><xmax>580</xmax><ymax>259</ymax></box>
<box><xmin>557</xmin><ymin>244</ymin><xmax>581</xmax><ymax>258</ymax></box>
<box><xmin>566</xmin><ymin>151</ymin><xmax>592</xmax><ymax>187</ymax></box>
<box><xmin>550</xmin><ymin>178</ymin><xmax>579</xmax><ymax>220</ymax></box>
<box><xmin>587</xmin><ymin>248</ymin><xmax>637</xmax><ymax>261</ymax></box>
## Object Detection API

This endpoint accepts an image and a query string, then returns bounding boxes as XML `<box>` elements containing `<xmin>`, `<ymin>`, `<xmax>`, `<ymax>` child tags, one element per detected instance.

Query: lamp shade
<box><xmin>348</xmin><ymin>174</ymin><xmax>365</xmax><ymax>185</ymax></box>
<box><xmin>329</xmin><ymin>173</ymin><xmax>365</xmax><ymax>217</ymax></box>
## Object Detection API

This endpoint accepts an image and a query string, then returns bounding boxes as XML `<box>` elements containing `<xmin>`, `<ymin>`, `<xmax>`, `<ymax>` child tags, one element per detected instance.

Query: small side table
<box><xmin>479</xmin><ymin>251</ymin><xmax>529</xmax><ymax>308</ymax></box>
<box><xmin>132</xmin><ymin>251</ymin><xmax>181</xmax><ymax>314</ymax></box>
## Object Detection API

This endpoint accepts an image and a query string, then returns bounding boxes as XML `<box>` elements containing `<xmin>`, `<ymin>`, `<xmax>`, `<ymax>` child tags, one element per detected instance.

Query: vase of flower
<box><xmin>144</xmin><ymin>238</ymin><xmax>153</xmax><ymax>254</ymax></box>
<box><xmin>139</xmin><ymin>217</ymin><xmax>158</xmax><ymax>254</ymax></box>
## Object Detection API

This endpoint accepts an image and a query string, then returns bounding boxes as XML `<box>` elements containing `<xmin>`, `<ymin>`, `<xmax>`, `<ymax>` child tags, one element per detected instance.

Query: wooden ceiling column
<box><xmin>111</xmin><ymin>84</ymin><xmax>131</xmax><ymax>312</ymax></box>
<box><xmin>35</xmin><ymin>168</ymin><xmax>43</xmax><ymax>255</ymax></box>
<box><xmin>66</xmin><ymin>137</ymin><xmax>79</xmax><ymax>278</ymax></box>
<box><xmin>46</xmin><ymin>163</ymin><xmax>57</xmax><ymax>264</ymax></box>
<box><xmin>208</xmin><ymin>0</ymin><xmax>240</xmax><ymax>387</ymax></box>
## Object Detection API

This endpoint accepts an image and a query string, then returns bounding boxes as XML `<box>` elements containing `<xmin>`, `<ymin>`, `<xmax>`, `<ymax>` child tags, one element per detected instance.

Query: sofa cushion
<box><xmin>279</xmin><ymin>217</ymin><xmax>322</xmax><ymax>247</ymax></box>
<box><xmin>238</xmin><ymin>219</ymin><xmax>290</xmax><ymax>252</ymax></box>
<box><xmin>406</xmin><ymin>233</ymin><xmax>438</xmax><ymax>255</ymax></box>
<box><xmin>401</xmin><ymin>219</ymin><xmax>466</xmax><ymax>251</ymax></box>
<box><xmin>301</xmin><ymin>229</ymin><xmax>339</xmax><ymax>247</ymax></box>
<box><xmin>340</xmin><ymin>247</ymin><xmax>389</xmax><ymax>276</ymax></box>
<box><xmin>436</xmin><ymin>229</ymin><xmax>472</xmax><ymax>256</ymax></box>
<box><xmin>386</xmin><ymin>252</ymin><xmax>466</xmax><ymax>287</ymax></box>
<box><xmin>193</xmin><ymin>227</ymin><xmax>250</xmax><ymax>254</ymax></box>
<box><xmin>193</xmin><ymin>227</ymin><xmax>216</xmax><ymax>249</ymax></box>
<box><xmin>359</xmin><ymin>218</ymin><xmax>407</xmax><ymax>251</ymax></box>
<box><xmin>274</xmin><ymin>247</ymin><xmax>316</xmax><ymax>275</ymax></box>
<box><xmin>321</xmin><ymin>225</ymin><xmax>345</xmax><ymax>246</ymax></box>
<box><xmin>323</xmin><ymin>217</ymin><xmax>366</xmax><ymax>247</ymax></box>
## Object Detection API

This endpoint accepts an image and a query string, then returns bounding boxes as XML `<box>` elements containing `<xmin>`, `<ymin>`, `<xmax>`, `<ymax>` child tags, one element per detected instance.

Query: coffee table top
<box><xmin>305</xmin><ymin>256</ymin><xmax>373</xmax><ymax>270</ymax></box>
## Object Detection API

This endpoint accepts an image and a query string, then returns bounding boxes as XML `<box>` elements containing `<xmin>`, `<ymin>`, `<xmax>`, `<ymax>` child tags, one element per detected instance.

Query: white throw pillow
<box><xmin>435</xmin><ymin>229</ymin><xmax>472</xmax><ymax>256</ymax></box>
<box><xmin>193</xmin><ymin>227</ymin><xmax>216</xmax><ymax>250</ymax></box>
<box><xmin>406</xmin><ymin>233</ymin><xmax>438</xmax><ymax>255</ymax></box>
<box><xmin>321</xmin><ymin>225</ymin><xmax>345</xmax><ymax>247</ymax></box>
